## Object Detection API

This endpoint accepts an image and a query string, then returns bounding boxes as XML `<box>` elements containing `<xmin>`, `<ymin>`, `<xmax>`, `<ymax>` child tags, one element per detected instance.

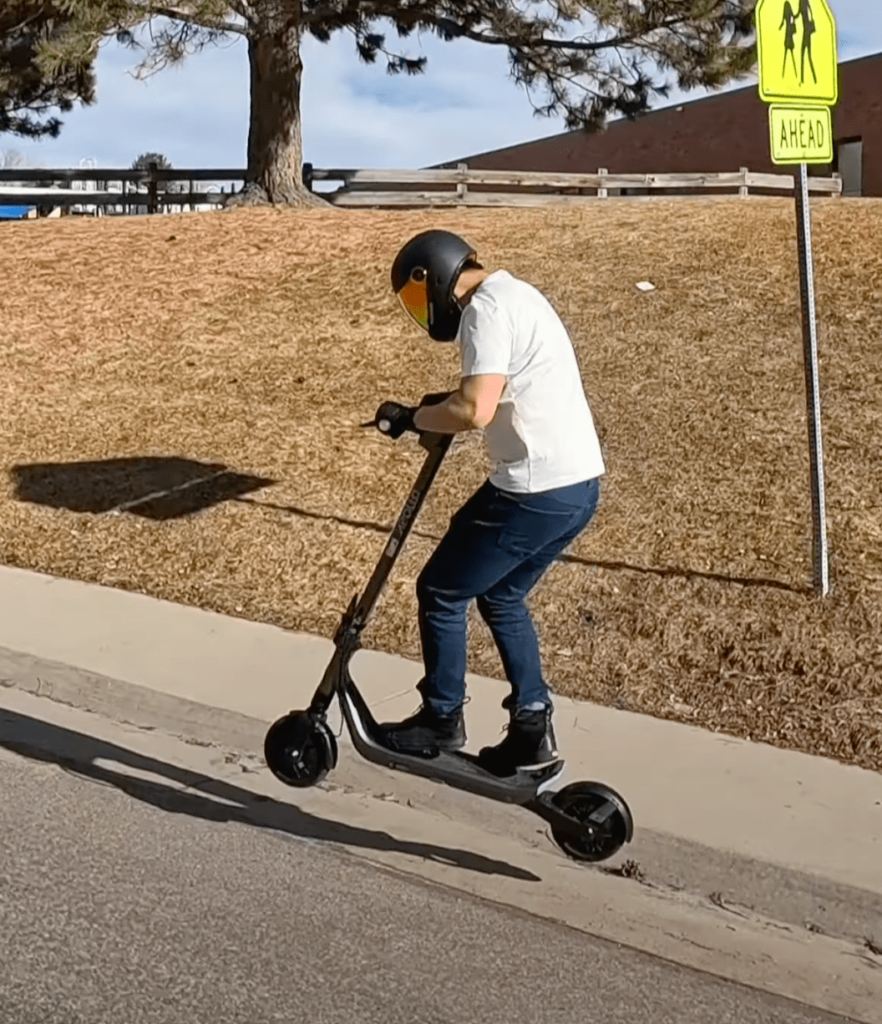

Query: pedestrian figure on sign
<box><xmin>779</xmin><ymin>2</ymin><xmax>798</xmax><ymax>78</ymax></box>
<box><xmin>799</xmin><ymin>0</ymin><xmax>818</xmax><ymax>84</ymax></box>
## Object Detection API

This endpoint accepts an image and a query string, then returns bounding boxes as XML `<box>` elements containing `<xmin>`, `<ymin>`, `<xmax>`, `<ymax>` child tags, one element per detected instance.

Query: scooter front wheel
<box><xmin>264</xmin><ymin>713</ymin><xmax>337</xmax><ymax>788</ymax></box>
<box><xmin>550</xmin><ymin>782</ymin><xmax>632</xmax><ymax>863</ymax></box>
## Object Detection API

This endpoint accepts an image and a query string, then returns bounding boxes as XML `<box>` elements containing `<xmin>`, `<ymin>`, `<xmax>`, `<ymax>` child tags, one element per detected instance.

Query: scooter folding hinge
<box><xmin>333</xmin><ymin>593</ymin><xmax>364</xmax><ymax>648</ymax></box>
<box><xmin>337</xmin><ymin>633</ymin><xmax>362</xmax><ymax>661</ymax></box>
<box><xmin>333</xmin><ymin>621</ymin><xmax>362</xmax><ymax>648</ymax></box>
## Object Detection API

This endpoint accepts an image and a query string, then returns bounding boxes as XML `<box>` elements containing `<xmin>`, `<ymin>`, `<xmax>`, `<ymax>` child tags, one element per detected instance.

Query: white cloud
<box><xmin>8</xmin><ymin>7</ymin><xmax>881</xmax><ymax>173</ymax></box>
<box><xmin>299</xmin><ymin>29</ymin><xmax>548</xmax><ymax>169</ymax></box>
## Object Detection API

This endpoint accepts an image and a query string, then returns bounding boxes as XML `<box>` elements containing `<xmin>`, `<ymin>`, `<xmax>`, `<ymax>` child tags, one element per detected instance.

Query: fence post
<box><xmin>739</xmin><ymin>167</ymin><xmax>749</xmax><ymax>198</ymax></box>
<box><xmin>456</xmin><ymin>163</ymin><xmax>468</xmax><ymax>204</ymax></box>
<box><xmin>147</xmin><ymin>161</ymin><xmax>159</xmax><ymax>215</ymax></box>
<box><xmin>598</xmin><ymin>168</ymin><xmax>608</xmax><ymax>199</ymax></box>
<box><xmin>303</xmin><ymin>162</ymin><xmax>314</xmax><ymax>192</ymax></box>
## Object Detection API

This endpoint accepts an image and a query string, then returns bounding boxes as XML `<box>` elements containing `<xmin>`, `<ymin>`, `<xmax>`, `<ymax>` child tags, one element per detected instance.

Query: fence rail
<box><xmin>0</xmin><ymin>168</ymin><xmax>245</xmax><ymax>182</ymax></box>
<box><xmin>0</xmin><ymin>164</ymin><xmax>842</xmax><ymax>215</ymax></box>
<box><xmin>0</xmin><ymin>167</ymin><xmax>246</xmax><ymax>214</ymax></box>
<box><xmin>310</xmin><ymin>165</ymin><xmax>843</xmax><ymax>205</ymax></box>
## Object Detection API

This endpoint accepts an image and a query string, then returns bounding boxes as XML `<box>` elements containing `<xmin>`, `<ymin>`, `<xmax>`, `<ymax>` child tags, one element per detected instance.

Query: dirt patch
<box><xmin>1</xmin><ymin>198</ymin><xmax>881</xmax><ymax>771</ymax></box>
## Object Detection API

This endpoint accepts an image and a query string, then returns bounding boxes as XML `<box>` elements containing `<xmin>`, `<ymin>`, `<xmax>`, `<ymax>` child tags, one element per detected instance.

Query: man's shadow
<box><xmin>0</xmin><ymin>707</ymin><xmax>540</xmax><ymax>882</ymax></box>
<box><xmin>10</xmin><ymin>457</ymin><xmax>275</xmax><ymax>520</ymax></box>
<box><xmin>9</xmin><ymin>456</ymin><xmax>805</xmax><ymax>593</ymax></box>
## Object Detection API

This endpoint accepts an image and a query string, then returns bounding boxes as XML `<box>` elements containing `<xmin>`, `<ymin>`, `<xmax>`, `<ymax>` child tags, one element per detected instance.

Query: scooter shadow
<box><xmin>0</xmin><ymin>708</ymin><xmax>541</xmax><ymax>882</ymax></box>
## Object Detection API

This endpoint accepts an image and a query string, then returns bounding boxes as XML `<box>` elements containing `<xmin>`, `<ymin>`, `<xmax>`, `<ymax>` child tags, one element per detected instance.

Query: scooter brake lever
<box><xmin>360</xmin><ymin>418</ymin><xmax>393</xmax><ymax>434</ymax></box>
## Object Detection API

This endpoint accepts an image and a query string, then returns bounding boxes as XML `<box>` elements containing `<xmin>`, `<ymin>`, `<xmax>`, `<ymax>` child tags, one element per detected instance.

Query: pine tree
<box><xmin>132</xmin><ymin>149</ymin><xmax>185</xmax><ymax>196</ymax></box>
<box><xmin>0</xmin><ymin>1</ymin><xmax>105</xmax><ymax>138</ymax></box>
<box><xmin>132</xmin><ymin>150</ymin><xmax>172</xmax><ymax>170</ymax></box>
<box><xmin>5</xmin><ymin>2</ymin><xmax>759</xmax><ymax>206</ymax></box>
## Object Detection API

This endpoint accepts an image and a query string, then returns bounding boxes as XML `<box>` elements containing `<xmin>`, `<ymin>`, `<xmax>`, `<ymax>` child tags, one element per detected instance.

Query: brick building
<box><xmin>437</xmin><ymin>51</ymin><xmax>881</xmax><ymax>197</ymax></box>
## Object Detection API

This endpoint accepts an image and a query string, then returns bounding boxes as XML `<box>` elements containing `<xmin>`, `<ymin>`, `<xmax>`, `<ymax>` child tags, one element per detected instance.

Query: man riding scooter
<box><xmin>377</xmin><ymin>230</ymin><xmax>606</xmax><ymax>777</ymax></box>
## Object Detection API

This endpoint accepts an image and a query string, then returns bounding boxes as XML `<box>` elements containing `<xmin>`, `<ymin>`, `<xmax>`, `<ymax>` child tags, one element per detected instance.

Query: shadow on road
<box><xmin>0</xmin><ymin>706</ymin><xmax>541</xmax><ymax>882</ymax></box>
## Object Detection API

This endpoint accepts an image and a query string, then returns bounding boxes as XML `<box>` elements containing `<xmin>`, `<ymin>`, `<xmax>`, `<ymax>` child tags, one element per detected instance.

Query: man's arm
<box><xmin>413</xmin><ymin>375</ymin><xmax>506</xmax><ymax>434</ymax></box>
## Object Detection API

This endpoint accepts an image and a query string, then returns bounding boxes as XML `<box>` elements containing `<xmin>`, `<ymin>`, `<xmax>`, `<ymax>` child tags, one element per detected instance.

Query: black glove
<box><xmin>374</xmin><ymin>401</ymin><xmax>418</xmax><ymax>439</ymax></box>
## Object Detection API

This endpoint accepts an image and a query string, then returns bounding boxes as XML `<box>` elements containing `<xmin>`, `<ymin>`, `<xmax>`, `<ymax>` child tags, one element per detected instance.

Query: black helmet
<box><xmin>391</xmin><ymin>229</ymin><xmax>478</xmax><ymax>342</ymax></box>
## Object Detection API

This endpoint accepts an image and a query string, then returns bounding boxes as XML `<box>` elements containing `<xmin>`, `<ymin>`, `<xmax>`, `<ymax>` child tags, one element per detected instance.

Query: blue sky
<box><xmin>4</xmin><ymin>1</ymin><xmax>880</xmax><ymax>173</ymax></box>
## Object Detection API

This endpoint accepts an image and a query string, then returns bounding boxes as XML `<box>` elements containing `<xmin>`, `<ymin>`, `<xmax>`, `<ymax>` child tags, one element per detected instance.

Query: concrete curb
<box><xmin>0</xmin><ymin>644</ymin><xmax>268</xmax><ymax>754</ymax></box>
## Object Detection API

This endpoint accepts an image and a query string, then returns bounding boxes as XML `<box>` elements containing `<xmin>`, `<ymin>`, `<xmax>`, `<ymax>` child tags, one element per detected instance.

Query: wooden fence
<box><xmin>309</xmin><ymin>165</ymin><xmax>843</xmax><ymax>206</ymax></box>
<box><xmin>0</xmin><ymin>164</ymin><xmax>842</xmax><ymax>215</ymax></box>
<box><xmin>0</xmin><ymin>167</ymin><xmax>245</xmax><ymax>214</ymax></box>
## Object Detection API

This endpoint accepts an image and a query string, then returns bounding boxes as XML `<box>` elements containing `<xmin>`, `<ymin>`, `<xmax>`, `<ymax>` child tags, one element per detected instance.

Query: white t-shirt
<box><xmin>457</xmin><ymin>270</ymin><xmax>606</xmax><ymax>493</ymax></box>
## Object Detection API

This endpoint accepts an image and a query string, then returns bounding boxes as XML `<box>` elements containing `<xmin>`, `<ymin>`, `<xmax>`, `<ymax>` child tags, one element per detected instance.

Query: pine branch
<box><xmin>344</xmin><ymin>24</ymin><xmax>427</xmax><ymax>75</ymax></box>
<box><xmin>303</xmin><ymin>3</ymin><xmax>691</xmax><ymax>54</ymax></box>
<box><xmin>228</xmin><ymin>0</ymin><xmax>254</xmax><ymax>22</ymax></box>
<box><xmin>1</xmin><ymin>1</ymin><xmax>100</xmax><ymax>138</ymax></box>
<box><xmin>145</xmin><ymin>5</ymin><xmax>248</xmax><ymax>35</ymax></box>
<box><xmin>431</xmin><ymin>15</ymin><xmax>692</xmax><ymax>56</ymax></box>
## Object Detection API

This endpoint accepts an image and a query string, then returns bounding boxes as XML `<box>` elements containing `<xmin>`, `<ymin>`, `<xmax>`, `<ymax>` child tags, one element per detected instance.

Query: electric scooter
<box><xmin>264</xmin><ymin>420</ymin><xmax>634</xmax><ymax>863</ymax></box>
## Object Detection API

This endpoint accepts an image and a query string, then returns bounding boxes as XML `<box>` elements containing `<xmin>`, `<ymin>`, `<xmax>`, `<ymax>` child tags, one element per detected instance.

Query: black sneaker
<box><xmin>478</xmin><ymin>705</ymin><xmax>559</xmax><ymax>777</ymax></box>
<box><xmin>379</xmin><ymin>703</ymin><xmax>466</xmax><ymax>757</ymax></box>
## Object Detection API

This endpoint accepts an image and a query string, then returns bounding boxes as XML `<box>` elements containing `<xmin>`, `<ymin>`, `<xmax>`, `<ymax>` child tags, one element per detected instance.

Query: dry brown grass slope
<box><xmin>1</xmin><ymin>198</ymin><xmax>880</xmax><ymax>770</ymax></box>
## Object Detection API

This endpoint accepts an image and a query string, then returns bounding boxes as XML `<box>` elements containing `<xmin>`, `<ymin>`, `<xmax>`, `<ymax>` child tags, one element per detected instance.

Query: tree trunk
<box><xmin>226</xmin><ymin>1</ymin><xmax>326</xmax><ymax>208</ymax></box>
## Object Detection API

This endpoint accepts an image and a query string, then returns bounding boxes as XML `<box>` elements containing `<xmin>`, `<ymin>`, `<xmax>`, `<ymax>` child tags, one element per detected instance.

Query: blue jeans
<box><xmin>416</xmin><ymin>477</ymin><xmax>601</xmax><ymax>716</ymax></box>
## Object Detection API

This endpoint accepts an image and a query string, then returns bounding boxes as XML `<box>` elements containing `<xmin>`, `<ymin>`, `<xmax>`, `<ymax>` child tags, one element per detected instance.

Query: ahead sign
<box><xmin>769</xmin><ymin>104</ymin><xmax>833</xmax><ymax>164</ymax></box>
<box><xmin>756</xmin><ymin>0</ymin><xmax>838</xmax><ymax>106</ymax></box>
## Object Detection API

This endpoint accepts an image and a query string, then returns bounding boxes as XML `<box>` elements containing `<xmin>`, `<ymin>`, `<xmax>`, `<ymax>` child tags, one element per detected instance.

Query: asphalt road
<box><xmin>0</xmin><ymin>740</ymin><xmax>857</xmax><ymax>1024</ymax></box>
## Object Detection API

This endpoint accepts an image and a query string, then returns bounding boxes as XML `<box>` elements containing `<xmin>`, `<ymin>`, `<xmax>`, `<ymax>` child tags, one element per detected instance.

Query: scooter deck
<box><xmin>338</xmin><ymin>682</ymin><xmax>565</xmax><ymax>803</ymax></box>
<box><xmin>370</xmin><ymin>744</ymin><xmax>565</xmax><ymax>804</ymax></box>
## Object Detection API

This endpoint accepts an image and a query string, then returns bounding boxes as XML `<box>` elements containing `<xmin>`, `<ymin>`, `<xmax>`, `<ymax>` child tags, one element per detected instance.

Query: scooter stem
<box><xmin>348</xmin><ymin>430</ymin><xmax>453</xmax><ymax>636</ymax></box>
<box><xmin>309</xmin><ymin>430</ymin><xmax>453</xmax><ymax>716</ymax></box>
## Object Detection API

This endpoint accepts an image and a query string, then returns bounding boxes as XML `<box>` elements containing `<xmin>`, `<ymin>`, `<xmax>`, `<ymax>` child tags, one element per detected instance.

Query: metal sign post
<box><xmin>794</xmin><ymin>162</ymin><xmax>830</xmax><ymax>595</ymax></box>
<box><xmin>756</xmin><ymin>0</ymin><xmax>838</xmax><ymax>597</ymax></box>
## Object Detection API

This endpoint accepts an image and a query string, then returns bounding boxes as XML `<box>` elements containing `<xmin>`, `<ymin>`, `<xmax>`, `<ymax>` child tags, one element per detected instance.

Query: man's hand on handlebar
<box><xmin>373</xmin><ymin>401</ymin><xmax>418</xmax><ymax>439</ymax></box>
<box><xmin>365</xmin><ymin>391</ymin><xmax>455</xmax><ymax>439</ymax></box>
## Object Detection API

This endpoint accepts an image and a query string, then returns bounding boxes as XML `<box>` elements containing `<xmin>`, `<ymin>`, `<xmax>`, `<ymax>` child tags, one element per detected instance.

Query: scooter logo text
<box><xmin>385</xmin><ymin>489</ymin><xmax>420</xmax><ymax>559</ymax></box>
<box><xmin>398</xmin><ymin>488</ymin><xmax>421</xmax><ymax>532</ymax></box>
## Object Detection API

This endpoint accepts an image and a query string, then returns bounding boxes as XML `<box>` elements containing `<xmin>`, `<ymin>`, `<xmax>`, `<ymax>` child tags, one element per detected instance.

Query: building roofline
<box><xmin>431</xmin><ymin>49</ymin><xmax>882</xmax><ymax>169</ymax></box>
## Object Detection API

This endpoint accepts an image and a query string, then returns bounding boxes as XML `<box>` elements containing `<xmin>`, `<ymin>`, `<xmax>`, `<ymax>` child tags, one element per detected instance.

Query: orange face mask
<box><xmin>397</xmin><ymin>268</ymin><xmax>429</xmax><ymax>331</ymax></box>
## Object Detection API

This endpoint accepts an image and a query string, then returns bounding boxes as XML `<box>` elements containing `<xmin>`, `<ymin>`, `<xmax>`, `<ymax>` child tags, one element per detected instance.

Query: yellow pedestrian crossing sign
<box><xmin>756</xmin><ymin>0</ymin><xmax>838</xmax><ymax>106</ymax></box>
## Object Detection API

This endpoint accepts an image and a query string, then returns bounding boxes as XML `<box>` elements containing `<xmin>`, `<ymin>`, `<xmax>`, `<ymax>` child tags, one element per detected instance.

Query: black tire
<box><xmin>550</xmin><ymin>782</ymin><xmax>632</xmax><ymax>863</ymax></box>
<box><xmin>264</xmin><ymin>713</ymin><xmax>337</xmax><ymax>788</ymax></box>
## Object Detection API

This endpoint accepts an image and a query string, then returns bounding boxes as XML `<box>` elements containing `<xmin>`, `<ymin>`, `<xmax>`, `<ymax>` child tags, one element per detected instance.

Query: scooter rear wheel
<box><xmin>550</xmin><ymin>782</ymin><xmax>631</xmax><ymax>863</ymax></box>
<box><xmin>264</xmin><ymin>713</ymin><xmax>337</xmax><ymax>788</ymax></box>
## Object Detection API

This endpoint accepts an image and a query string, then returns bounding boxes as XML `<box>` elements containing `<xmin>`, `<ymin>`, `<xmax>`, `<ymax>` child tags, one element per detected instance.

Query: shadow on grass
<box><xmin>0</xmin><ymin>706</ymin><xmax>541</xmax><ymax>882</ymax></box>
<box><xmin>10</xmin><ymin>457</ymin><xmax>275</xmax><ymax>520</ymax></box>
<box><xmin>9</xmin><ymin>457</ymin><xmax>805</xmax><ymax>593</ymax></box>
<box><xmin>239</xmin><ymin>497</ymin><xmax>807</xmax><ymax>595</ymax></box>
